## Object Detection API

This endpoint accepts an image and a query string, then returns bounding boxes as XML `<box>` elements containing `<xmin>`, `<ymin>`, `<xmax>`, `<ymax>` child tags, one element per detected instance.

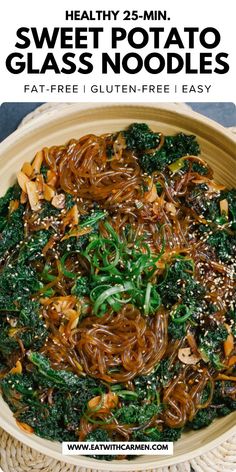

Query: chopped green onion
<box><xmin>168</xmin><ymin>157</ymin><xmax>185</xmax><ymax>173</ymax></box>
<box><xmin>171</xmin><ymin>304</ymin><xmax>193</xmax><ymax>324</ymax></box>
<box><xmin>115</xmin><ymin>390</ymin><xmax>139</xmax><ymax>400</ymax></box>
<box><xmin>59</xmin><ymin>252</ymin><xmax>78</xmax><ymax>279</ymax></box>
<box><xmin>93</xmin><ymin>282</ymin><xmax>134</xmax><ymax>316</ymax></box>
<box><xmin>80</xmin><ymin>210</ymin><xmax>107</xmax><ymax>228</ymax></box>
<box><xmin>144</xmin><ymin>283</ymin><xmax>152</xmax><ymax>316</ymax></box>
<box><xmin>42</xmin><ymin>263</ymin><xmax>57</xmax><ymax>282</ymax></box>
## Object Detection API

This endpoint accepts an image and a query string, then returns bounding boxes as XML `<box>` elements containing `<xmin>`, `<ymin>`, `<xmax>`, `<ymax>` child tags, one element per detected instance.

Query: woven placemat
<box><xmin>0</xmin><ymin>103</ymin><xmax>235</xmax><ymax>472</ymax></box>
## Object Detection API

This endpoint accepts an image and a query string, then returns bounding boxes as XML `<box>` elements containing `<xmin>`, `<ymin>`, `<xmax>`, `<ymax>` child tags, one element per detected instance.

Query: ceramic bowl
<box><xmin>0</xmin><ymin>103</ymin><xmax>235</xmax><ymax>470</ymax></box>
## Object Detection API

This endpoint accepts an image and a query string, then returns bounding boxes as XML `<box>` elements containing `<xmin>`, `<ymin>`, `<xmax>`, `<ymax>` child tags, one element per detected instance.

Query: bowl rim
<box><xmin>0</xmin><ymin>102</ymin><xmax>235</xmax><ymax>152</ymax></box>
<box><xmin>1</xmin><ymin>408</ymin><xmax>236</xmax><ymax>469</ymax></box>
<box><xmin>0</xmin><ymin>102</ymin><xmax>235</xmax><ymax>469</ymax></box>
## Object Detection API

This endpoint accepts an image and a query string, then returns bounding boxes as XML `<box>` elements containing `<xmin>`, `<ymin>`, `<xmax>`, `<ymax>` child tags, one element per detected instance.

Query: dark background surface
<box><xmin>0</xmin><ymin>102</ymin><xmax>235</xmax><ymax>142</ymax></box>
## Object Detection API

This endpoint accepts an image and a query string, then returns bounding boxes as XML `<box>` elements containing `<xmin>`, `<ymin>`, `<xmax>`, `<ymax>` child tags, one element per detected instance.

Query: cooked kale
<box><xmin>211</xmin><ymin>381</ymin><xmax>236</xmax><ymax>416</ymax></box>
<box><xmin>6</xmin><ymin>385</ymin><xmax>80</xmax><ymax>441</ymax></box>
<box><xmin>203</xmin><ymin>325</ymin><xmax>228</xmax><ymax>345</ymax></box>
<box><xmin>190</xmin><ymin>187</ymin><xmax>236</xmax><ymax>261</ymax></box>
<box><xmin>115</xmin><ymin>402</ymin><xmax>161</xmax><ymax>425</ymax></box>
<box><xmin>0</xmin><ymin>262</ymin><xmax>41</xmax><ymax>301</ymax></box>
<box><xmin>0</xmin><ymin>187</ymin><xmax>13</xmax><ymax>217</ymax></box>
<box><xmin>190</xmin><ymin>161</ymin><xmax>208</xmax><ymax>175</ymax></box>
<box><xmin>138</xmin><ymin>133</ymin><xmax>200</xmax><ymax>174</ymax></box>
<box><xmin>160</xmin><ymin>427</ymin><xmax>183</xmax><ymax>442</ymax></box>
<box><xmin>206</xmin><ymin>230</ymin><xmax>236</xmax><ymax>263</ymax></box>
<box><xmin>0</xmin><ymin>320</ymin><xmax>19</xmax><ymax>357</ymax></box>
<box><xmin>71</xmin><ymin>276</ymin><xmax>91</xmax><ymax>297</ymax></box>
<box><xmin>58</xmin><ymin>234</ymin><xmax>89</xmax><ymax>255</ymax></box>
<box><xmin>188</xmin><ymin>408</ymin><xmax>217</xmax><ymax>430</ymax></box>
<box><xmin>0</xmin><ymin>184</ymin><xmax>21</xmax><ymax>216</ymax></box>
<box><xmin>79</xmin><ymin>209</ymin><xmax>107</xmax><ymax>228</ymax></box>
<box><xmin>185</xmin><ymin>185</ymin><xmax>221</xmax><ymax>221</ymax></box>
<box><xmin>39</xmin><ymin>201</ymin><xmax>60</xmax><ymax>220</ymax></box>
<box><xmin>168</xmin><ymin>320</ymin><xmax>186</xmax><ymax>339</ymax></box>
<box><xmin>0</xmin><ymin>300</ymin><xmax>47</xmax><ymax>359</ymax></box>
<box><xmin>227</xmin><ymin>309</ymin><xmax>236</xmax><ymax>337</ymax></box>
<box><xmin>86</xmin><ymin>429</ymin><xmax>111</xmax><ymax>442</ymax></box>
<box><xmin>158</xmin><ymin>258</ymin><xmax>205</xmax><ymax>308</ymax></box>
<box><xmin>86</xmin><ymin>429</ymin><xmax>113</xmax><ymax>461</ymax></box>
<box><xmin>133</xmin><ymin>372</ymin><xmax>159</xmax><ymax>401</ymax></box>
<box><xmin>28</xmin><ymin>352</ymin><xmax>88</xmax><ymax>390</ymax></box>
<box><xmin>188</xmin><ymin>379</ymin><xmax>236</xmax><ymax>428</ymax></box>
<box><xmin>0</xmin><ymin>373</ymin><xmax>36</xmax><ymax>401</ymax></box>
<box><xmin>0</xmin><ymin>364</ymin><xmax>106</xmax><ymax>442</ymax></box>
<box><xmin>58</xmin><ymin>209</ymin><xmax>106</xmax><ymax>255</ymax></box>
<box><xmin>18</xmin><ymin>301</ymin><xmax>48</xmax><ymax>349</ymax></box>
<box><xmin>0</xmin><ymin>294</ymin><xmax>19</xmax><ymax>312</ymax></box>
<box><xmin>0</xmin><ymin>205</ymin><xmax>24</xmax><ymax>259</ymax></box>
<box><xmin>124</xmin><ymin>123</ymin><xmax>160</xmax><ymax>150</ymax></box>
<box><xmin>18</xmin><ymin>230</ymin><xmax>51</xmax><ymax>263</ymax></box>
<box><xmin>28</xmin><ymin>352</ymin><xmax>103</xmax><ymax>395</ymax></box>
<box><xmin>199</xmin><ymin>324</ymin><xmax>228</xmax><ymax>369</ymax></box>
<box><xmin>133</xmin><ymin>427</ymin><xmax>182</xmax><ymax>442</ymax></box>
<box><xmin>155</xmin><ymin>358</ymin><xmax>182</xmax><ymax>386</ymax></box>
<box><xmin>186</xmin><ymin>186</ymin><xmax>236</xmax><ymax>228</ymax></box>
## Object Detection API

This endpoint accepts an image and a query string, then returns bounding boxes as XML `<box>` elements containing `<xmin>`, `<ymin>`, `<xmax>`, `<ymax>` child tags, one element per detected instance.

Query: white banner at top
<box><xmin>0</xmin><ymin>0</ymin><xmax>235</xmax><ymax>103</ymax></box>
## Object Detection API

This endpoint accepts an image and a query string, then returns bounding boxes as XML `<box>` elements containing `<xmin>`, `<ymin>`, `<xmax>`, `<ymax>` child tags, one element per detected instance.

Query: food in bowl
<box><xmin>0</xmin><ymin>122</ymin><xmax>235</xmax><ymax>459</ymax></box>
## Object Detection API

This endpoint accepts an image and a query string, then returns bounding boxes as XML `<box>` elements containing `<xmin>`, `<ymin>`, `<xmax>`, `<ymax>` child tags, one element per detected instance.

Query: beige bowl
<box><xmin>0</xmin><ymin>103</ymin><xmax>235</xmax><ymax>470</ymax></box>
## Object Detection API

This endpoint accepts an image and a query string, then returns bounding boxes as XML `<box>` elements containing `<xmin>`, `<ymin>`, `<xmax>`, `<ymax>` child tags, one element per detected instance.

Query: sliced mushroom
<box><xmin>64</xmin><ymin>308</ymin><xmax>80</xmax><ymax>331</ymax></box>
<box><xmin>20</xmin><ymin>190</ymin><xmax>28</xmax><ymax>204</ymax></box>
<box><xmin>220</xmin><ymin>199</ymin><xmax>228</xmax><ymax>217</ymax></box>
<box><xmin>51</xmin><ymin>193</ymin><xmax>65</xmax><ymax>209</ymax></box>
<box><xmin>53</xmin><ymin>296</ymin><xmax>76</xmax><ymax>313</ymax></box>
<box><xmin>63</xmin><ymin>205</ymin><xmax>79</xmax><ymax>228</ymax></box>
<box><xmin>36</xmin><ymin>174</ymin><xmax>44</xmax><ymax>199</ymax></box>
<box><xmin>152</xmin><ymin>198</ymin><xmax>164</xmax><ymax>215</ymax></box>
<box><xmin>32</xmin><ymin>150</ymin><xmax>43</xmax><ymax>174</ymax></box>
<box><xmin>26</xmin><ymin>181</ymin><xmax>41</xmax><ymax>211</ymax></box>
<box><xmin>43</xmin><ymin>183</ymin><xmax>55</xmax><ymax>202</ymax></box>
<box><xmin>17</xmin><ymin>171</ymin><xmax>30</xmax><ymax>193</ymax></box>
<box><xmin>165</xmin><ymin>202</ymin><xmax>177</xmax><ymax>216</ymax></box>
<box><xmin>47</xmin><ymin>169</ymin><xmax>57</xmax><ymax>187</ymax></box>
<box><xmin>21</xmin><ymin>162</ymin><xmax>33</xmax><ymax>177</ymax></box>
<box><xmin>178</xmin><ymin>347</ymin><xmax>201</xmax><ymax>365</ymax></box>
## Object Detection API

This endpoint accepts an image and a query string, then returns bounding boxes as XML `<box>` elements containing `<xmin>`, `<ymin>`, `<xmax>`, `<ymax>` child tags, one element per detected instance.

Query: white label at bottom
<box><xmin>62</xmin><ymin>441</ymin><xmax>173</xmax><ymax>455</ymax></box>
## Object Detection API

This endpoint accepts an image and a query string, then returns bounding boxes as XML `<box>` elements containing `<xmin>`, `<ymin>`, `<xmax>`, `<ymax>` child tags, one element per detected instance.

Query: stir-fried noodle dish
<box><xmin>0</xmin><ymin>123</ymin><xmax>235</xmax><ymax>459</ymax></box>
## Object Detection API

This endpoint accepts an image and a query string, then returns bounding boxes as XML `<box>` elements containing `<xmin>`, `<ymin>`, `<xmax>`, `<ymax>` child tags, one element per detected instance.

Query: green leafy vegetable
<box><xmin>133</xmin><ymin>427</ymin><xmax>183</xmax><ymax>442</ymax></box>
<box><xmin>207</xmin><ymin>230</ymin><xmax>236</xmax><ymax>263</ymax></box>
<box><xmin>138</xmin><ymin>133</ymin><xmax>200</xmax><ymax>174</ymax></box>
<box><xmin>71</xmin><ymin>276</ymin><xmax>91</xmax><ymax>297</ymax></box>
<box><xmin>115</xmin><ymin>402</ymin><xmax>161</xmax><ymax>425</ymax></box>
<box><xmin>19</xmin><ymin>230</ymin><xmax>51</xmax><ymax>263</ymax></box>
<box><xmin>158</xmin><ymin>257</ymin><xmax>205</xmax><ymax>309</ymax></box>
<box><xmin>124</xmin><ymin>123</ymin><xmax>160</xmax><ymax>150</ymax></box>
<box><xmin>0</xmin><ymin>205</ymin><xmax>24</xmax><ymax>259</ymax></box>
<box><xmin>0</xmin><ymin>262</ymin><xmax>41</xmax><ymax>301</ymax></box>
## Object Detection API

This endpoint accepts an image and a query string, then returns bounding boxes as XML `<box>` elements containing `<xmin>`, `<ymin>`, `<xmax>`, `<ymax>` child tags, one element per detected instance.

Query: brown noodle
<box><xmin>73</xmin><ymin>305</ymin><xmax>168</xmax><ymax>383</ymax></box>
<box><xmin>2</xmin><ymin>126</ymin><xmax>235</xmax><ymax>445</ymax></box>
